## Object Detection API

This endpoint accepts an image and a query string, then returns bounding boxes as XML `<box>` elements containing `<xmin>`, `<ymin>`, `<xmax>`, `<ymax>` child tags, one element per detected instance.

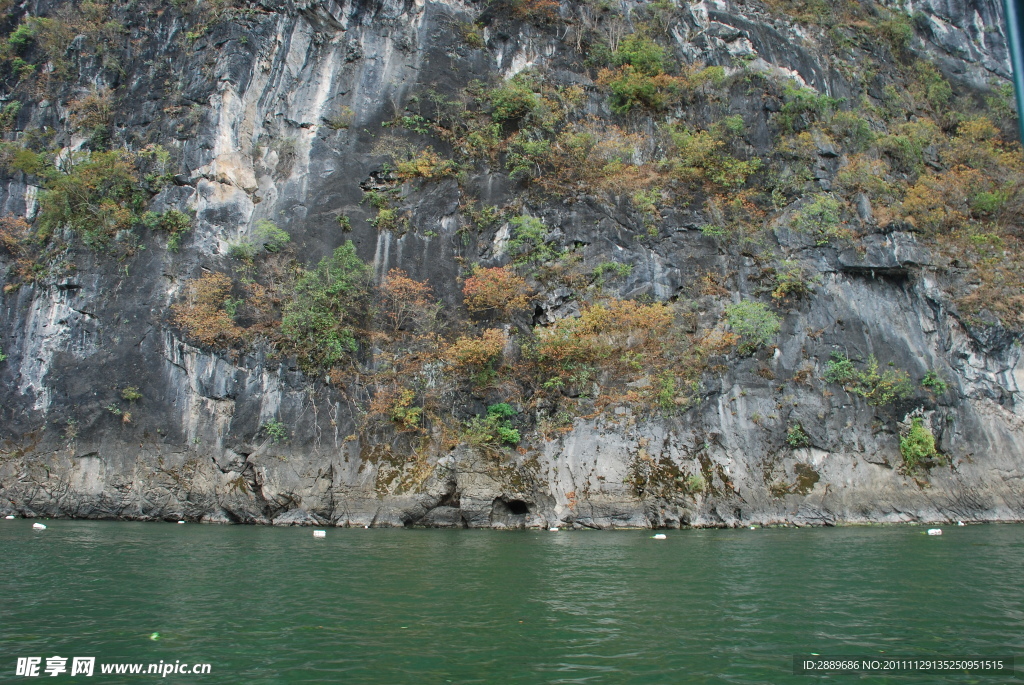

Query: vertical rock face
<box><xmin>0</xmin><ymin>0</ymin><xmax>1021</xmax><ymax>527</ymax></box>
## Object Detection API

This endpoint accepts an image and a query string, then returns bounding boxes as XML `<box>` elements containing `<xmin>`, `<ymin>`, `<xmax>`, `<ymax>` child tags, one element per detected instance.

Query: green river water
<box><xmin>1</xmin><ymin>521</ymin><xmax>1021</xmax><ymax>684</ymax></box>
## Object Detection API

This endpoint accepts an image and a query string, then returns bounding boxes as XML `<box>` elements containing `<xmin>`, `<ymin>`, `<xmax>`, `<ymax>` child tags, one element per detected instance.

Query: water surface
<box><xmin>1</xmin><ymin>521</ymin><xmax>1021</xmax><ymax>683</ymax></box>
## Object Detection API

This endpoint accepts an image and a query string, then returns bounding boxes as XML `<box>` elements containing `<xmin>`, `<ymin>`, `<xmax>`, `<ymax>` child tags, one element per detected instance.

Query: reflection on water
<box><xmin>1</xmin><ymin>522</ymin><xmax>1021</xmax><ymax>684</ymax></box>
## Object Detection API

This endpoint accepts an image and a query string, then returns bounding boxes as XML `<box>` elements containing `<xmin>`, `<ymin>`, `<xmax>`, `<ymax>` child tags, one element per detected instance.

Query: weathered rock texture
<box><xmin>0</xmin><ymin>0</ymin><xmax>1022</xmax><ymax>527</ymax></box>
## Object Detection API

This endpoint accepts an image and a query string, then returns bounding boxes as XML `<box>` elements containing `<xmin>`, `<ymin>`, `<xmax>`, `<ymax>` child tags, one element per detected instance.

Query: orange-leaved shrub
<box><xmin>463</xmin><ymin>266</ymin><xmax>531</xmax><ymax>317</ymax></box>
<box><xmin>534</xmin><ymin>300</ymin><xmax>673</xmax><ymax>385</ymax></box>
<box><xmin>171</xmin><ymin>273</ymin><xmax>242</xmax><ymax>347</ymax></box>
<box><xmin>379</xmin><ymin>268</ymin><xmax>437</xmax><ymax>333</ymax></box>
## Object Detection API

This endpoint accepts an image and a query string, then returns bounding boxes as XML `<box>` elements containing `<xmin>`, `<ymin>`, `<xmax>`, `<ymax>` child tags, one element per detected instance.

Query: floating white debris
<box><xmin>177</xmin><ymin>520</ymin><xmax>185</xmax><ymax>524</ymax></box>
<box><xmin>927</xmin><ymin>528</ymin><xmax>942</xmax><ymax>536</ymax></box>
<box><xmin>957</xmin><ymin>521</ymin><xmax>965</xmax><ymax>526</ymax></box>
<box><xmin>652</xmin><ymin>533</ymin><xmax>667</xmax><ymax>540</ymax></box>
<box><xmin>32</xmin><ymin>522</ymin><xmax>46</xmax><ymax>530</ymax></box>
<box><xmin>548</xmin><ymin>527</ymin><xmax>559</xmax><ymax>532</ymax></box>
<box><xmin>750</xmin><ymin>526</ymin><xmax>756</xmax><ymax>530</ymax></box>
<box><xmin>313</xmin><ymin>530</ymin><xmax>326</xmax><ymax>538</ymax></box>
<box><xmin>4</xmin><ymin>515</ymin><xmax>14</xmax><ymax>520</ymax></box>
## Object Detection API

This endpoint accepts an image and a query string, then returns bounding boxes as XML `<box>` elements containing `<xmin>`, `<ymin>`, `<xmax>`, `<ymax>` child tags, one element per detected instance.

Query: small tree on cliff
<box><xmin>280</xmin><ymin>241</ymin><xmax>370</xmax><ymax>369</ymax></box>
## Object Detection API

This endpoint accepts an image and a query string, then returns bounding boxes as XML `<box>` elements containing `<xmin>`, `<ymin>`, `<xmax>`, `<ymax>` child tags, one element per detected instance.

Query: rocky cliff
<box><xmin>0</xmin><ymin>0</ymin><xmax>1022</xmax><ymax>528</ymax></box>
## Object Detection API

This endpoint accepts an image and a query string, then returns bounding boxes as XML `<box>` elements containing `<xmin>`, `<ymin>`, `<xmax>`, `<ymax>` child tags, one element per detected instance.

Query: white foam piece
<box><xmin>313</xmin><ymin>530</ymin><xmax>326</xmax><ymax>538</ymax></box>
<box><xmin>32</xmin><ymin>522</ymin><xmax>46</xmax><ymax>530</ymax></box>
<box><xmin>652</xmin><ymin>533</ymin><xmax>667</xmax><ymax>539</ymax></box>
<box><xmin>927</xmin><ymin>528</ymin><xmax>942</xmax><ymax>536</ymax></box>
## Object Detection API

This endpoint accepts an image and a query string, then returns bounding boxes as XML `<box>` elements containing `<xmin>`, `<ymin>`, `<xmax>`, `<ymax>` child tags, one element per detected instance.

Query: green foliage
<box><xmin>772</xmin><ymin>260</ymin><xmax>816</xmax><ymax>300</ymax></box>
<box><xmin>701</xmin><ymin>224</ymin><xmax>727</xmax><ymax>237</ymax></box>
<box><xmin>262</xmin><ymin>419</ymin><xmax>288</xmax><ymax>444</ymax></box>
<box><xmin>790</xmin><ymin>194</ymin><xmax>847</xmax><ymax>245</ymax></box>
<box><xmin>593</xmin><ymin>261</ymin><xmax>633</xmax><ymax>280</ymax></box>
<box><xmin>879</xmin><ymin>119</ymin><xmax>940</xmax><ymax>174</ymax></box>
<box><xmin>685</xmin><ymin>473</ymin><xmax>706</xmax><ymax>493</ymax></box>
<box><xmin>910</xmin><ymin>60</ymin><xmax>952</xmax><ymax>111</ymax></box>
<box><xmin>505</xmin><ymin>135</ymin><xmax>551</xmax><ymax>180</ymax></box>
<box><xmin>654</xmin><ymin>372</ymin><xmax>678</xmax><ymax>410</ymax></box>
<box><xmin>822</xmin><ymin>353</ymin><xmax>914</xmax><ymax>406</ymax></box>
<box><xmin>604</xmin><ymin>65</ymin><xmax>672</xmax><ymax>113</ymax></box>
<box><xmin>786</xmin><ymin>423</ymin><xmax>810</xmax><ymax>447</ymax></box>
<box><xmin>0</xmin><ymin>346</ymin><xmax>7</xmax><ymax>362</ymax></box>
<box><xmin>35</xmin><ymin>150</ymin><xmax>148</xmax><ymax>247</ymax></box>
<box><xmin>0</xmin><ymin>102</ymin><xmax>20</xmax><ymax>132</ymax></box>
<box><xmin>827</xmin><ymin>110</ymin><xmax>875</xmax><ymax>152</ymax></box>
<box><xmin>507</xmin><ymin>215</ymin><xmax>557</xmax><ymax>265</ymax></box>
<box><xmin>921</xmin><ymin>370</ymin><xmax>948</xmax><ymax>394</ymax></box>
<box><xmin>823</xmin><ymin>351</ymin><xmax>856</xmax><ymax>384</ymax></box>
<box><xmin>487</xmin><ymin>402</ymin><xmax>516</xmax><ymax>419</ymax></box>
<box><xmin>7</xmin><ymin>23</ymin><xmax>37</xmax><ymax>52</ymax></box>
<box><xmin>465</xmin><ymin>403</ymin><xmax>521</xmax><ymax>446</ymax></box>
<box><xmin>370</xmin><ymin>207</ymin><xmax>402</xmax><ymax>231</ymax></box>
<box><xmin>489</xmin><ymin>75</ymin><xmax>541</xmax><ymax>124</ymax></box>
<box><xmin>665</xmin><ymin>122</ymin><xmax>761</xmax><ymax>189</ymax></box>
<box><xmin>613</xmin><ymin>35</ymin><xmax>665</xmax><ymax>76</ymax></box>
<box><xmin>280</xmin><ymin>241</ymin><xmax>370</xmax><ymax>369</ymax></box>
<box><xmin>143</xmin><ymin>209</ymin><xmax>193</xmax><ymax>251</ymax></box>
<box><xmin>363</xmin><ymin>190</ymin><xmax>390</xmax><ymax>210</ymax></box>
<box><xmin>877</xmin><ymin>13</ymin><xmax>914</xmax><ymax>54</ymax></box>
<box><xmin>229</xmin><ymin>220</ymin><xmax>290</xmax><ymax>260</ymax></box>
<box><xmin>779</xmin><ymin>83</ymin><xmax>840</xmax><ymax>133</ymax></box>
<box><xmin>457</xmin><ymin>21</ymin><xmax>485</xmax><ymax>48</ymax></box>
<box><xmin>725</xmin><ymin>301</ymin><xmax>782</xmax><ymax>354</ymax></box>
<box><xmin>337</xmin><ymin>215</ymin><xmax>352</xmax><ymax>231</ymax></box>
<box><xmin>900</xmin><ymin>417</ymin><xmax>936</xmax><ymax>469</ymax></box>
<box><xmin>255</xmin><ymin>220</ymin><xmax>290</xmax><ymax>252</ymax></box>
<box><xmin>120</xmin><ymin>386</ymin><xmax>142</xmax><ymax>402</ymax></box>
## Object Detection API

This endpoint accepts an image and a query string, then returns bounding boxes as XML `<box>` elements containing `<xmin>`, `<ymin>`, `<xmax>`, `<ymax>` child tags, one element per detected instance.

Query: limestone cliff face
<box><xmin>0</xmin><ymin>0</ymin><xmax>1022</xmax><ymax>527</ymax></box>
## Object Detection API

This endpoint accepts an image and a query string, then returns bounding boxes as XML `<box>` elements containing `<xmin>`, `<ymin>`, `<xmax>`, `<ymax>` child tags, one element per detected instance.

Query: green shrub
<box><xmin>778</xmin><ymin>83</ymin><xmax>840</xmax><ymax>132</ymax></box>
<box><xmin>772</xmin><ymin>260</ymin><xmax>816</xmax><ymax>300</ymax></box>
<box><xmin>0</xmin><ymin>102</ymin><xmax>21</xmax><ymax>132</ymax></box>
<box><xmin>823</xmin><ymin>351</ymin><xmax>856</xmax><ymax>384</ymax></box>
<box><xmin>613</xmin><ymin>35</ymin><xmax>665</xmax><ymax>76</ymax></box>
<box><xmin>464</xmin><ymin>403</ymin><xmax>521</xmax><ymax>446</ymax></box>
<box><xmin>791</xmin><ymin>194</ymin><xmax>846</xmax><ymax>245</ymax></box>
<box><xmin>786</xmin><ymin>423</ymin><xmax>810</xmax><ymax>447</ymax></box>
<box><xmin>900</xmin><ymin>417</ymin><xmax>936</xmax><ymax>469</ymax></box>
<box><xmin>143</xmin><ymin>209</ymin><xmax>193</xmax><ymax>251</ymax></box>
<box><xmin>593</xmin><ymin>261</ymin><xmax>633</xmax><ymax>280</ymax></box>
<box><xmin>280</xmin><ymin>241</ymin><xmax>370</xmax><ymax>369</ymax></box>
<box><xmin>7</xmin><ymin>23</ymin><xmax>37</xmax><ymax>52</ymax></box>
<box><xmin>35</xmin><ymin>150</ymin><xmax>148</xmax><ymax>247</ymax></box>
<box><xmin>822</xmin><ymin>353</ymin><xmax>914</xmax><ymax>406</ymax></box>
<box><xmin>910</xmin><ymin>60</ymin><xmax>952</xmax><ymax>111</ymax></box>
<box><xmin>507</xmin><ymin>215</ymin><xmax>557</xmax><ymax>265</ymax></box>
<box><xmin>489</xmin><ymin>75</ymin><xmax>541</xmax><ymax>124</ymax></box>
<box><xmin>227</xmin><ymin>219</ymin><xmax>291</xmax><ymax>257</ymax></box>
<box><xmin>371</xmin><ymin>208</ymin><xmax>397</xmax><ymax>230</ymax></box>
<box><xmin>665</xmin><ymin>124</ymin><xmax>761</xmax><ymax>189</ymax></box>
<box><xmin>725</xmin><ymin>300</ymin><xmax>782</xmax><ymax>353</ymax></box>
<box><xmin>921</xmin><ymin>370</ymin><xmax>948</xmax><ymax>394</ymax></box>
<box><xmin>603</xmin><ymin>65</ymin><xmax>674</xmax><ymax>113</ymax></box>
<box><xmin>121</xmin><ymin>386</ymin><xmax>142</xmax><ymax>402</ymax></box>
<box><xmin>262</xmin><ymin>419</ymin><xmax>288</xmax><ymax>444</ymax></box>
<box><xmin>877</xmin><ymin>14</ymin><xmax>914</xmax><ymax>54</ymax></box>
<box><xmin>505</xmin><ymin>135</ymin><xmax>551</xmax><ymax>180</ymax></box>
